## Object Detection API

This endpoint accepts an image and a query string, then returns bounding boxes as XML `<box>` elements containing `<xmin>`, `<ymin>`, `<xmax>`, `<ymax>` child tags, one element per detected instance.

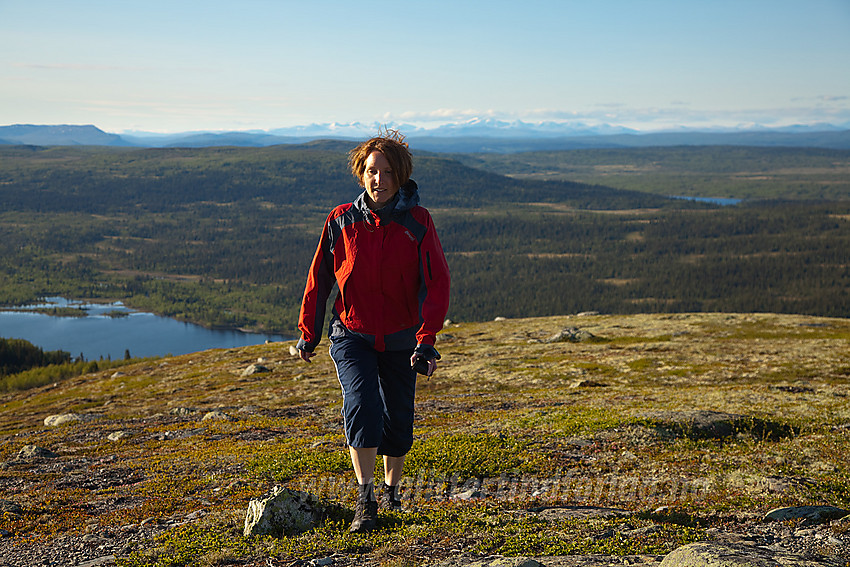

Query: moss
<box><xmin>247</xmin><ymin>437</ymin><xmax>352</xmax><ymax>482</ymax></box>
<box><xmin>119</xmin><ymin>522</ymin><xmax>255</xmax><ymax>567</ymax></box>
<box><xmin>400</xmin><ymin>505</ymin><xmax>705</xmax><ymax>558</ymax></box>
<box><xmin>573</xmin><ymin>361</ymin><xmax>620</xmax><ymax>377</ymax></box>
<box><xmin>702</xmin><ymin>318</ymin><xmax>850</xmax><ymax>342</ymax></box>
<box><xmin>404</xmin><ymin>432</ymin><xmax>540</xmax><ymax>478</ymax></box>
<box><xmin>513</xmin><ymin>407</ymin><xmax>631</xmax><ymax>437</ymax></box>
<box><xmin>605</xmin><ymin>334</ymin><xmax>673</xmax><ymax>346</ymax></box>
<box><xmin>626</xmin><ymin>357</ymin><xmax>658</xmax><ymax>372</ymax></box>
<box><xmin>805</xmin><ymin>472</ymin><xmax>850</xmax><ymax>509</ymax></box>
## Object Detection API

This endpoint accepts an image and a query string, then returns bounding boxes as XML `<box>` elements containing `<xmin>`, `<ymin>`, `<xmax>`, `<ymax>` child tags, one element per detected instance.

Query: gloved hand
<box><xmin>296</xmin><ymin>337</ymin><xmax>316</xmax><ymax>363</ymax></box>
<box><xmin>299</xmin><ymin>349</ymin><xmax>316</xmax><ymax>363</ymax></box>
<box><xmin>410</xmin><ymin>344</ymin><xmax>440</xmax><ymax>377</ymax></box>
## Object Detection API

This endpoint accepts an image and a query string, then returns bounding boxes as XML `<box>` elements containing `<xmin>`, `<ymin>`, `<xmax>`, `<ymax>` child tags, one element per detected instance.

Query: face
<box><xmin>362</xmin><ymin>151</ymin><xmax>399</xmax><ymax>209</ymax></box>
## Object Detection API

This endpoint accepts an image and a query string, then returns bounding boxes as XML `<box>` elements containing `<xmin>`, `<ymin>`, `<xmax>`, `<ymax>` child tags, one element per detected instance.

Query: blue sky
<box><xmin>1</xmin><ymin>0</ymin><xmax>849</xmax><ymax>133</ymax></box>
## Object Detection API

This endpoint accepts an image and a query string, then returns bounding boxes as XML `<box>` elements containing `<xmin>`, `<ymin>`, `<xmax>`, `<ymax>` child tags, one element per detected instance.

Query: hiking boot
<box><xmin>380</xmin><ymin>483</ymin><xmax>402</xmax><ymax>511</ymax></box>
<box><xmin>349</xmin><ymin>497</ymin><xmax>378</xmax><ymax>532</ymax></box>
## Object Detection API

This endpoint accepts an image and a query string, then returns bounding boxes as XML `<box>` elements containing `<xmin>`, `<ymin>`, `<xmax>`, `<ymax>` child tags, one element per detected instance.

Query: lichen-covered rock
<box><xmin>202</xmin><ymin>410</ymin><xmax>230</xmax><ymax>421</ymax></box>
<box><xmin>660</xmin><ymin>541</ymin><xmax>845</xmax><ymax>566</ymax></box>
<box><xmin>241</xmin><ymin>363</ymin><xmax>270</xmax><ymax>377</ymax></box>
<box><xmin>545</xmin><ymin>327</ymin><xmax>595</xmax><ymax>343</ymax></box>
<box><xmin>244</xmin><ymin>486</ymin><xmax>325</xmax><ymax>537</ymax></box>
<box><xmin>169</xmin><ymin>407</ymin><xmax>196</xmax><ymax>417</ymax></box>
<box><xmin>764</xmin><ymin>505</ymin><xmax>849</xmax><ymax>525</ymax></box>
<box><xmin>43</xmin><ymin>413</ymin><xmax>82</xmax><ymax>427</ymax></box>
<box><xmin>17</xmin><ymin>445</ymin><xmax>58</xmax><ymax>460</ymax></box>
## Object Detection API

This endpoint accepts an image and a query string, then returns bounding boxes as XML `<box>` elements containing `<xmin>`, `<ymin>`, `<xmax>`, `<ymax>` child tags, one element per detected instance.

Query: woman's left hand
<box><xmin>411</xmin><ymin>344</ymin><xmax>441</xmax><ymax>377</ymax></box>
<box><xmin>299</xmin><ymin>349</ymin><xmax>316</xmax><ymax>363</ymax></box>
<box><xmin>410</xmin><ymin>353</ymin><xmax>437</xmax><ymax>377</ymax></box>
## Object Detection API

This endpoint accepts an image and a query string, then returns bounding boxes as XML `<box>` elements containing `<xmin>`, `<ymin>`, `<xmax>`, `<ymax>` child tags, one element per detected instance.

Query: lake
<box><xmin>0</xmin><ymin>297</ymin><xmax>291</xmax><ymax>361</ymax></box>
<box><xmin>670</xmin><ymin>195</ymin><xmax>743</xmax><ymax>206</ymax></box>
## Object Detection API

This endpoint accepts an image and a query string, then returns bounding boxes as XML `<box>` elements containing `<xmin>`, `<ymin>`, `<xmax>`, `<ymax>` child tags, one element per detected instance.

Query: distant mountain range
<box><xmin>2</xmin><ymin>121</ymin><xmax>850</xmax><ymax>153</ymax></box>
<box><xmin>0</xmin><ymin>124</ymin><xmax>132</xmax><ymax>147</ymax></box>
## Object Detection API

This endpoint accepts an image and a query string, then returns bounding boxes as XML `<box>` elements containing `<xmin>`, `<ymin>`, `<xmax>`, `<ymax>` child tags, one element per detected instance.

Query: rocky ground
<box><xmin>1</xmin><ymin>312</ymin><xmax>849</xmax><ymax>566</ymax></box>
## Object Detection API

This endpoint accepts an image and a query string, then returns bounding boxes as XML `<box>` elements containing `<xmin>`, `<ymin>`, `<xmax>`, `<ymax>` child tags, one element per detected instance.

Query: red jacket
<box><xmin>297</xmin><ymin>181</ymin><xmax>450</xmax><ymax>352</ymax></box>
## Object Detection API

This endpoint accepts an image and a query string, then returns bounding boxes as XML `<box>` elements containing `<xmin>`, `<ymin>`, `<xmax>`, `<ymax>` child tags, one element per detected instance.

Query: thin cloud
<box><xmin>13</xmin><ymin>62</ymin><xmax>137</xmax><ymax>72</ymax></box>
<box><xmin>791</xmin><ymin>95</ymin><xmax>850</xmax><ymax>104</ymax></box>
<box><xmin>389</xmin><ymin>109</ymin><xmax>500</xmax><ymax>123</ymax></box>
<box><xmin>377</xmin><ymin>104</ymin><xmax>850</xmax><ymax>133</ymax></box>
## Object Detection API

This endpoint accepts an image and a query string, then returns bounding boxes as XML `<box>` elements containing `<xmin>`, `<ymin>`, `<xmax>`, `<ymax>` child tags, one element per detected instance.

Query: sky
<box><xmin>1</xmin><ymin>0</ymin><xmax>849</xmax><ymax>134</ymax></box>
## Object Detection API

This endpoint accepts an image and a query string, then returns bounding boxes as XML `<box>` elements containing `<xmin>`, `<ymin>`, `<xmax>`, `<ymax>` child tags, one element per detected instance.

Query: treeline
<box><xmin>0</xmin><ymin>336</ymin><xmax>145</xmax><ymax>392</ymax></box>
<box><xmin>0</xmin><ymin>337</ymin><xmax>71</xmax><ymax>375</ymax></box>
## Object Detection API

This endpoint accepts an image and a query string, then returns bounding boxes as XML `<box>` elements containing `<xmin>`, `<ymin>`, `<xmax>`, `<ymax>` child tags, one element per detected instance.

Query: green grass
<box><xmin>512</xmin><ymin>407</ymin><xmax>629</xmax><ymax>437</ymax></box>
<box><xmin>248</xmin><ymin>439</ymin><xmax>353</xmax><ymax>482</ymax></box>
<box><xmin>404</xmin><ymin>432</ymin><xmax>541</xmax><ymax>478</ymax></box>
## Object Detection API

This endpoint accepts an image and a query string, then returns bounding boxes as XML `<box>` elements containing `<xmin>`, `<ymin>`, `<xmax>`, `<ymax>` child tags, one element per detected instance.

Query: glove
<box><xmin>411</xmin><ymin>344</ymin><xmax>441</xmax><ymax>376</ymax></box>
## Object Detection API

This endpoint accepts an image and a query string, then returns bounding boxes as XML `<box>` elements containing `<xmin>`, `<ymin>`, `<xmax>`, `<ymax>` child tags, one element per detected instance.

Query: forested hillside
<box><xmin>456</xmin><ymin>145</ymin><xmax>850</xmax><ymax>201</ymax></box>
<box><xmin>1</xmin><ymin>144</ymin><xmax>848</xmax><ymax>333</ymax></box>
<box><xmin>0</xmin><ymin>144</ymin><xmax>673</xmax><ymax>212</ymax></box>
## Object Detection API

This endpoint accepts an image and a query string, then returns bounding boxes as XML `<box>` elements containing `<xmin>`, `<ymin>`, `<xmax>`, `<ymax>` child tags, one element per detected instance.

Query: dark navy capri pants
<box><xmin>329</xmin><ymin>323</ymin><xmax>417</xmax><ymax>457</ymax></box>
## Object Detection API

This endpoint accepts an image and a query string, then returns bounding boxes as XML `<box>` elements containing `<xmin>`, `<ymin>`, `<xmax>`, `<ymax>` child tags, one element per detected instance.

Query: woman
<box><xmin>296</xmin><ymin>130</ymin><xmax>450</xmax><ymax>532</ymax></box>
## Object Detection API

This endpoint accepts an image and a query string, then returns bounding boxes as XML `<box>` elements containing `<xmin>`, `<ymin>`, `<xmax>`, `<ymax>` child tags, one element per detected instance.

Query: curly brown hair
<box><xmin>348</xmin><ymin>128</ymin><xmax>413</xmax><ymax>188</ymax></box>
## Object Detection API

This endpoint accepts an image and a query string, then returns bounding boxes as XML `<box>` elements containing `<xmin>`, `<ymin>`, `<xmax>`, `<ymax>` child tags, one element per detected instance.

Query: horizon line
<box><xmin>3</xmin><ymin>120</ymin><xmax>849</xmax><ymax>138</ymax></box>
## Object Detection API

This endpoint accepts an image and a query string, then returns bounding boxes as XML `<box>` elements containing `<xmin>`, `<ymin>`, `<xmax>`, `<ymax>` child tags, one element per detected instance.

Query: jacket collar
<box><xmin>354</xmin><ymin>179</ymin><xmax>420</xmax><ymax>218</ymax></box>
<box><xmin>396</xmin><ymin>179</ymin><xmax>421</xmax><ymax>211</ymax></box>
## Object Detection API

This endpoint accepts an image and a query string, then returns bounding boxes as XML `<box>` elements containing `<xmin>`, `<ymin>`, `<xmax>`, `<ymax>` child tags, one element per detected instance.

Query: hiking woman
<box><xmin>296</xmin><ymin>130</ymin><xmax>450</xmax><ymax>532</ymax></box>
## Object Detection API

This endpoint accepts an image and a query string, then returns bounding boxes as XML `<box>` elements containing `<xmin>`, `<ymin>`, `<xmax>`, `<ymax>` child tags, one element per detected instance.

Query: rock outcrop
<box><xmin>659</xmin><ymin>541</ymin><xmax>846</xmax><ymax>567</ymax></box>
<box><xmin>243</xmin><ymin>486</ymin><xmax>327</xmax><ymax>537</ymax></box>
<box><xmin>763</xmin><ymin>505</ymin><xmax>849</xmax><ymax>525</ymax></box>
<box><xmin>241</xmin><ymin>363</ymin><xmax>270</xmax><ymax>377</ymax></box>
<box><xmin>43</xmin><ymin>413</ymin><xmax>82</xmax><ymax>427</ymax></box>
<box><xmin>16</xmin><ymin>445</ymin><xmax>58</xmax><ymax>460</ymax></box>
<box><xmin>544</xmin><ymin>327</ymin><xmax>596</xmax><ymax>343</ymax></box>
